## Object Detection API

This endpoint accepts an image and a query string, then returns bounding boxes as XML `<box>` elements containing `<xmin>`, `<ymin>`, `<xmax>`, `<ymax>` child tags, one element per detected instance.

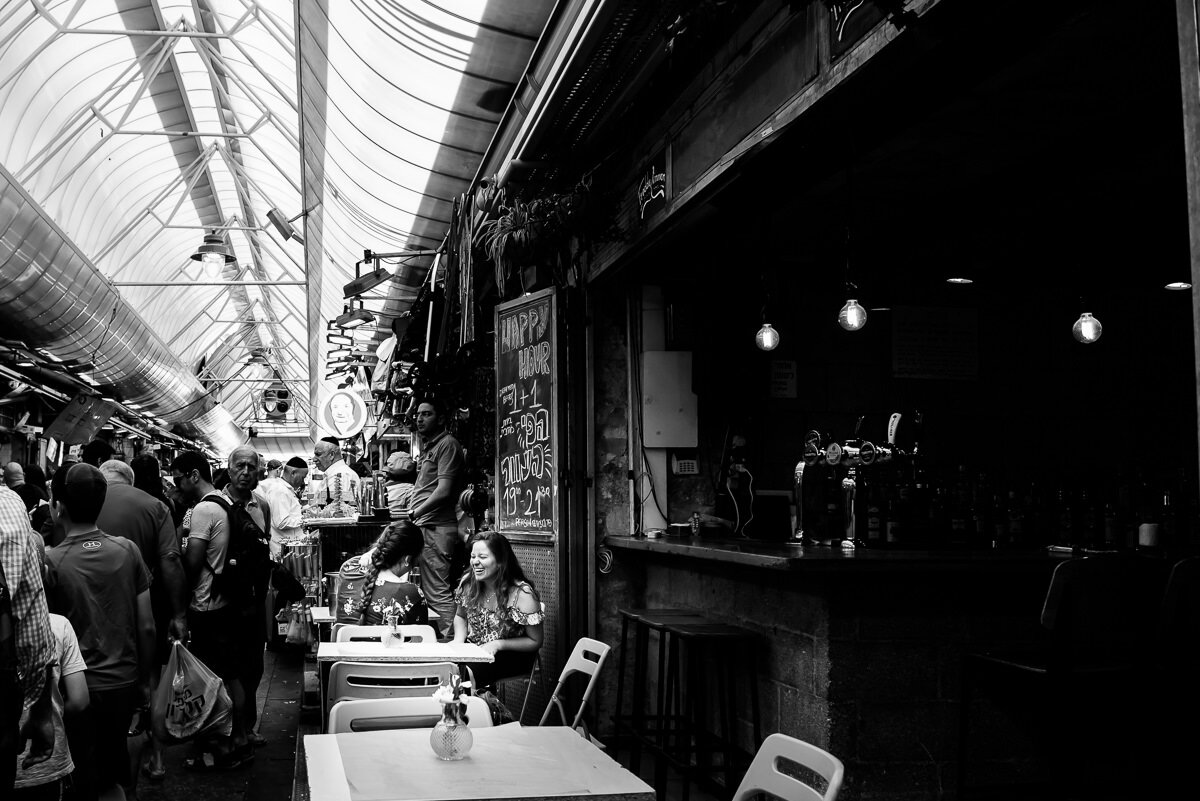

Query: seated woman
<box><xmin>452</xmin><ymin>531</ymin><xmax>544</xmax><ymax>689</ymax></box>
<box><xmin>335</xmin><ymin>521</ymin><xmax>428</xmax><ymax>625</ymax></box>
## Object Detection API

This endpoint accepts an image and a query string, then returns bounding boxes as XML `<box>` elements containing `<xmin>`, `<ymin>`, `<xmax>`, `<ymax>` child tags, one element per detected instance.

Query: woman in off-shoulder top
<box><xmin>452</xmin><ymin>531</ymin><xmax>544</xmax><ymax>688</ymax></box>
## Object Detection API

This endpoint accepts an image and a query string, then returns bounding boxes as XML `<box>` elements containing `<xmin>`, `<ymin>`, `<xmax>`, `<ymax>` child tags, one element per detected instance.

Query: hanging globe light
<box><xmin>755</xmin><ymin>323</ymin><xmax>780</xmax><ymax>351</ymax></box>
<box><xmin>1072</xmin><ymin>312</ymin><xmax>1102</xmax><ymax>344</ymax></box>
<box><xmin>838</xmin><ymin>299</ymin><xmax>868</xmax><ymax>331</ymax></box>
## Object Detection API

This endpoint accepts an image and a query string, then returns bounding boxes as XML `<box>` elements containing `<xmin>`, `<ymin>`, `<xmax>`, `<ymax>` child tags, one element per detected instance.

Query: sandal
<box><xmin>142</xmin><ymin>760</ymin><xmax>167</xmax><ymax>782</ymax></box>
<box><xmin>246</xmin><ymin>731</ymin><xmax>268</xmax><ymax>747</ymax></box>
<box><xmin>185</xmin><ymin>745</ymin><xmax>255</xmax><ymax>772</ymax></box>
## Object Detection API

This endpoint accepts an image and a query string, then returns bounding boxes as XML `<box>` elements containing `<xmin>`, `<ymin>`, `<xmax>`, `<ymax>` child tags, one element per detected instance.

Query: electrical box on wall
<box><xmin>642</xmin><ymin>351</ymin><xmax>698</xmax><ymax>447</ymax></box>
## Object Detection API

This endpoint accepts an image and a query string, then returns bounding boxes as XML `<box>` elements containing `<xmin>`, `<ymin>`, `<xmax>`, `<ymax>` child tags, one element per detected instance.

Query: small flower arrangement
<box><xmin>431</xmin><ymin>673</ymin><xmax>466</xmax><ymax>707</ymax></box>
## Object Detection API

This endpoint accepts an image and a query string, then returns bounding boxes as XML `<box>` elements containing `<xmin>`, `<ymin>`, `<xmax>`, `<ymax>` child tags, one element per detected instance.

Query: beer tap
<box><xmin>792</xmin><ymin>430</ymin><xmax>825</xmax><ymax>540</ymax></box>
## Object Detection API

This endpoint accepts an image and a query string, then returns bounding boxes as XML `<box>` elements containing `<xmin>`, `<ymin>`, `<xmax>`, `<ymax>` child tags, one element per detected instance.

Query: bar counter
<box><xmin>605</xmin><ymin>533</ymin><xmax>1067</xmax><ymax>572</ymax></box>
<box><xmin>596</xmin><ymin>533</ymin><xmax>1066</xmax><ymax>800</ymax></box>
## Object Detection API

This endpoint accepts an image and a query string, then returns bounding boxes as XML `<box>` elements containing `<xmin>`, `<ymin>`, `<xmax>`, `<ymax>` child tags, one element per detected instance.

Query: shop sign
<box><xmin>44</xmin><ymin>394</ymin><xmax>114</xmax><ymax>445</ymax></box>
<box><xmin>770</xmin><ymin>360</ymin><xmax>798</xmax><ymax>398</ymax></box>
<box><xmin>637</xmin><ymin>150</ymin><xmax>668</xmax><ymax>220</ymax></box>
<box><xmin>320</xmin><ymin>389</ymin><xmax>368</xmax><ymax>439</ymax></box>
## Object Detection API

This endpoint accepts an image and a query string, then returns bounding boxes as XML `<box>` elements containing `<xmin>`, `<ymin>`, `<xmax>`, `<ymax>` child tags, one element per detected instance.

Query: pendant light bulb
<box><xmin>756</xmin><ymin>323</ymin><xmax>780</xmax><ymax>351</ymax></box>
<box><xmin>200</xmin><ymin>251</ymin><xmax>224</xmax><ymax>279</ymax></box>
<box><xmin>838</xmin><ymin>299</ymin><xmax>868</xmax><ymax>331</ymax></box>
<box><xmin>1072</xmin><ymin>312</ymin><xmax>1102</xmax><ymax>344</ymax></box>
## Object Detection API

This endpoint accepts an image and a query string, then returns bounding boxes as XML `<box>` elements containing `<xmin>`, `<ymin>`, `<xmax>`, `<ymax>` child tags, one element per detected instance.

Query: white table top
<box><xmin>312</xmin><ymin>606</ymin><xmax>335</xmax><ymax>624</ymax></box>
<box><xmin>305</xmin><ymin>724</ymin><xmax>654</xmax><ymax>801</ymax></box>
<box><xmin>317</xmin><ymin>641</ymin><xmax>493</xmax><ymax>664</ymax></box>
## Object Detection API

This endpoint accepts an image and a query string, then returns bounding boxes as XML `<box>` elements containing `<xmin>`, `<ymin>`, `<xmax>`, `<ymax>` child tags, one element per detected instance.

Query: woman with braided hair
<box><xmin>334</xmin><ymin>521</ymin><xmax>428</xmax><ymax>626</ymax></box>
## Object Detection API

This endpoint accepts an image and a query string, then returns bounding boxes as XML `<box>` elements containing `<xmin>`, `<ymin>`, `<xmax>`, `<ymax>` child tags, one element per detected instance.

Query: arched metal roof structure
<box><xmin>0</xmin><ymin>0</ymin><xmax>555</xmax><ymax>455</ymax></box>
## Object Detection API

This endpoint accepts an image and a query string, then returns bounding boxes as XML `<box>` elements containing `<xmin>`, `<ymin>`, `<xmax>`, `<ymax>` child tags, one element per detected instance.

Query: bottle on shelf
<box><xmin>865</xmin><ymin>475</ymin><xmax>885</xmax><ymax>547</ymax></box>
<box><xmin>1136</xmin><ymin>481</ymin><xmax>1161</xmax><ymax>554</ymax></box>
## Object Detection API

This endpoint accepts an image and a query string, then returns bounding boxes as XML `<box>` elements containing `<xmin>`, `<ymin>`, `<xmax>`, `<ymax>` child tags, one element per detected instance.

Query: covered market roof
<box><xmin>0</xmin><ymin>0</ymin><xmax>555</xmax><ymax>455</ymax></box>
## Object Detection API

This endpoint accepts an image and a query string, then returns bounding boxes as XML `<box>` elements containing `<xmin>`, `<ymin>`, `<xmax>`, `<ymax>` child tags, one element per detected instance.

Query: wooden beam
<box><xmin>1175</xmin><ymin>0</ymin><xmax>1200</xmax><ymax>500</ymax></box>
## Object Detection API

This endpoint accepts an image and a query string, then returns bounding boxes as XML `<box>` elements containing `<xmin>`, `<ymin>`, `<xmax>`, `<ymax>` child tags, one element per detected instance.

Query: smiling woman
<box><xmin>450</xmin><ymin>532</ymin><xmax>544</xmax><ymax>690</ymax></box>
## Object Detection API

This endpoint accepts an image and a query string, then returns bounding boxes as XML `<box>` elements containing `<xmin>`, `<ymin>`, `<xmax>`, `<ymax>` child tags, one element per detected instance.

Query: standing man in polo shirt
<box><xmin>44</xmin><ymin>462</ymin><xmax>153</xmax><ymax>801</ymax></box>
<box><xmin>407</xmin><ymin>398</ymin><xmax>466</xmax><ymax>639</ymax></box>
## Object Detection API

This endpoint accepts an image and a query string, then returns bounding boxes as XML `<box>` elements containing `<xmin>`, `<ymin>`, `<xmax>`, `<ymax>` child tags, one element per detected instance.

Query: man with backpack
<box><xmin>170</xmin><ymin>449</ymin><xmax>271</xmax><ymax>771</ymax></box>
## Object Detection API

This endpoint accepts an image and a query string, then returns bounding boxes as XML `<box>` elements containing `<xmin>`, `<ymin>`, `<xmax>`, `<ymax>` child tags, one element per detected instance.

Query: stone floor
<box><xmin>135</xmin><ymin>644</ymin><xmax>306</xmax><ymax>801</ymax></box>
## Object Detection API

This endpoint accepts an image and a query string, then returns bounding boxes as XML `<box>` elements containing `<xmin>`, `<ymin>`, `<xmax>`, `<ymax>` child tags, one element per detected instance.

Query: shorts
<box><xmin>187</xmin><ymin>605</ymin><xmax>240</xmax><ymax>681</ymax></box>
<box><xmin>66</xmin><ymin>684</ymin><xmax>140</xmax><ymax>798</ymax></box>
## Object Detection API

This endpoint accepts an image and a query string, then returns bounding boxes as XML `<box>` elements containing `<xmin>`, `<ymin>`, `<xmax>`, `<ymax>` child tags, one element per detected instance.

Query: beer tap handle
<box><xmin>854</xmin><ymin>415</ymin><xmax>865</xmax><ymax>438</ymax></box>
<box><xmin>887</xmin><ymin>412</ymin><xmax>902</xmax><ymax>446</ymax></box>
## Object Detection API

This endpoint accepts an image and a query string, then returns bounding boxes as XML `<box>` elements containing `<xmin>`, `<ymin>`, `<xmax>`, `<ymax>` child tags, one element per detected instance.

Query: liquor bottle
<box><xmin>885</xmin><ymin>480</ymin><xmax>903</xmax><ymax>546</ymax></box>
<box><xmin>1160</xmin><ymin>489</ymin><xmax>1175</xmax><ymax>553</ymax></box>
<box><xmin>1079</xmin><ymin>488</ymin><xmax>1100</xmax><ymax>549</ymax></box>
<box><xmin>990</xmin><ymin>491</ymin><xmax>1009</xmax><ymax>549</ymax></box>
<box><xmin>1055</xmin><ymin>487</ymin><xmax>1076</xmax><ymax>549</ymax></box>
<box><xmin>1136</xmin><ymin>482</ymin><xmax>1161</xmax><ymax>553</ymax></box>
<box><xmin>948</xmin><ymin>466</ymin><xmax>970</xmax><ymax>548</ymax></box>
<box><xmin>865</xmin><ymin>477</ymin><xmax>885</xmax><ymax>547</ymax></box>
<box><xmin>1007</xmin><ymin>489</ymin><xmax>1025</xmax><ymax>546</ymax></box>
<box><xmin>1102</xmin><ymin>501</ymin><xmax>1120</xmax><ymax>549</ymax></box>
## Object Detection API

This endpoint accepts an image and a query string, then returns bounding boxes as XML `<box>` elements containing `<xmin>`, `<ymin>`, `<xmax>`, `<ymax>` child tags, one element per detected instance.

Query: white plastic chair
<box><xmin>328</xmin><ymin>695</ymin><xmax>494</xmax><ymax>733</ymax></box>
<box><xmin>334</xmin><ymin>624</ymin><xmax>438</xmax><ymax>643</ymax></box>
<box><xmin>328</xmin><ymin>661</ymin><xmax>458</xmax><ymax>707</ymax></box>
<box><xmin>538</xmin><ymin>637</ymin><xmax>610</xmax><ymax>730</ymax></box>
<box><xmin>731</xmin><ymin>733</ymin><xmax>844</xmax><ymax>801</ymax></box>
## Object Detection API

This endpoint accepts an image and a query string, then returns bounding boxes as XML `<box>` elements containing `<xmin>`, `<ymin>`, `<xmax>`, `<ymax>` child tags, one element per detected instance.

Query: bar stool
<box><xmin>613</xmin><ymin>609</ymin><xmax>709</xmax><ymax>779</ymax></box>
<box><xmin>660</xmin><ymin>621</ymin><xmax>761</xmax><ymax>801</ymax></box>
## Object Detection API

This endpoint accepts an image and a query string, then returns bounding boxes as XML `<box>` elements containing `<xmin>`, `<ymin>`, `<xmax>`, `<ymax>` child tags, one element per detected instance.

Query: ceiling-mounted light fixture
<box><xmin>267</xmin><ymin>204</ymin><xmax>319</xmax><ymax>245</ymax></box>
<box><xmin>335</xmin><ymin>304</ymin><xmax>375</xmax><ymax>329</ymax></box>
<box><xmin>1165</xmin><ymin>281</ymin><xmax>1192</xmax><ymax>291</ymax></box>
<box><xmin>191</xmin><ymin>230</ymin><xmax>235</xmax><ymax>279</ymax></box>
<box><xmin>326</xmin><ymin>333</ymin><xmax>354</xmax><ymax>347</ymax></box>
<box><xmin>344</xmin><ymin>250</ymin><xmax>393</xmax><ymax>298</ymax></box>
<box><xmin>837</xmin><ymin>227</ymin><xmax>867</xmax><ymax>332</ymax></box>
<box><xmin>946</xmin><ymin>277</ymin><xmax>974</xmax><ymax>285</ymax></box>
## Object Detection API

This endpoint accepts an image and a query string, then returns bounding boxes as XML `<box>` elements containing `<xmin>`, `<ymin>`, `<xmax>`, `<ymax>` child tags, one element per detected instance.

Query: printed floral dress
<box><xmin>454</xmin><ymin>581</ymin><xmax>544</xmax><ymax>644</ymax></box>
<box><xmin>335</xmin><ymin>553</ymin><xmax>428</xmax><ymax>625</ymax></box>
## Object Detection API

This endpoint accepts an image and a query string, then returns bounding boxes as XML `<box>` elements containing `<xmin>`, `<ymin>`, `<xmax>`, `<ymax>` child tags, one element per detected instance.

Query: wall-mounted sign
<box><xmin>320</xmin><ymin>389</ymin><xmax>368</xmax><ymax>439</ymax></box>
<box><xmin>495</xmin><ymin>288</ymin><xmax>559</xmax><ymax>538</ymax></box>
<box><xmin>637</xmin><ymin>150</ymin><xmax>668</xmax><ymax>220</ymax></box>
<box><xmin>892</xmin><ymin>306</ymin><xmax>979</xmax><ymax>380</ymax></box>
<box><xmin>770</xmin><ymin>360</ymin><xmax>798</xmax><ymax>398</ymax></box>
<box><xmin>44</xmin><ymin>394</ymin><xmax>114</xmax><ymax>445</ymax></box>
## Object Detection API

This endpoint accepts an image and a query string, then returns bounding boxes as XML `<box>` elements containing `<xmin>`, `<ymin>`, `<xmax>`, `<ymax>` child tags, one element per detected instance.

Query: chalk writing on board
<box><xmin>495</xmin><ymin>291</ymin><xmax>557</xmax><ymax>535</ymax></box>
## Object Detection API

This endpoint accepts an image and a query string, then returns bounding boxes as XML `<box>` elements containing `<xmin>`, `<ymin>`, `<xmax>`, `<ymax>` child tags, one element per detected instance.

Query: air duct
<box><xmin>0</xmin><ymin>164</ymin><xmax>245</xmax><ymax>455</ymax></box>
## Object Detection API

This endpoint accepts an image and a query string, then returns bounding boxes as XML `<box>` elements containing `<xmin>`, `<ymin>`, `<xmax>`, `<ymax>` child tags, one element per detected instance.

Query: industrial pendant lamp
<box><xmin>334</xmin><ymin>303</ymin><xmax>375</xmax><ymax>329</ymax></box>
<box><xmin>191</xmin><ymin>230</ymin><xmax>235</xmax><ymax>279</ymax></box>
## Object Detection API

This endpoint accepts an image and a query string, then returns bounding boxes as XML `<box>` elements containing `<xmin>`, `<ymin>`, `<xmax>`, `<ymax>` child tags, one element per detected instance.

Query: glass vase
<box><xmin>429</xmin><ymin>701</ymin><xmax>473</xmax><ymax>760</ymax></box>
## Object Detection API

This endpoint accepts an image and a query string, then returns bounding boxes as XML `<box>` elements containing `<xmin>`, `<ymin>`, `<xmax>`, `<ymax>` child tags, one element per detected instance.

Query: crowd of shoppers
<box><xmin>3</xmin><ymin>394</ymin><xmax>540</xmax><ymax>798</ymax></box>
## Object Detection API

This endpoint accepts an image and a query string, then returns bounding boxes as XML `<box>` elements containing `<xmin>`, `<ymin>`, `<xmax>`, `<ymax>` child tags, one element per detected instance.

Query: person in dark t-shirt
<box><xmin>45</xmin><ymin>463</ymin><xmax>153</xmax><ymax>801</ymax></box>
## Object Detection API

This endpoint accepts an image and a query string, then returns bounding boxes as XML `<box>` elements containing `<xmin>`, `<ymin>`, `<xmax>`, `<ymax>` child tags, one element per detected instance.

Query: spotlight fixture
<box><xmin>1072</xmin><ymin>312</ymin><xmax>1103</xmax><ymax>344</ymax></box>
<box><xmin>266</xmin><ymin>205</ymin><xmax>318</xmax><ymax>244</ymax></box>
<box><xmin>1166</xmin><ymin>281</ymin><xmax>1192</xmax><ymax>291</ymax></box>
<box><xmin>335</xmin><ymin>305</ymin><xmax>375</xmax><ymax>329</ymax></box>
<box><xmin>755</xmin><ymin>323</ymin><xmax>780</xmax><ymax>351</ymax></box>
<box><xmin>838</xmin><ymin>299</ymin><xmax>868</xmax><ymax>331</ymax></box>
<box><xmin>190</xmin><ymin>230</ymin><xmax>235</xmax><ymax>279</ymax></box>
<box><xmin>344</xmin><ymin>251</ymin><xmax>392</xmax><ymax>298</ymax></box>
<box><xmin>946</xmin><ymin>277</ymin><xmax>974</xmax><ymax>285</ymax></box>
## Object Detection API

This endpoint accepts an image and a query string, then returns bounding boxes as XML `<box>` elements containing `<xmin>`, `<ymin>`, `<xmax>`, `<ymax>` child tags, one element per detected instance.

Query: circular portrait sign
<box><xmin>321</xmin><ymin>389</ymin><xmax>368</xmax><ymax>439</ymax></box>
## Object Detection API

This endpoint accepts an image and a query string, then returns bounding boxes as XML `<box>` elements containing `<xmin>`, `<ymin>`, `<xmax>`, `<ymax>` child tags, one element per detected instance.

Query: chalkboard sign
<box><xmin>494</xmin><ymin>288</ymin><xmax>559</xmax><ymax>538</ymax></box>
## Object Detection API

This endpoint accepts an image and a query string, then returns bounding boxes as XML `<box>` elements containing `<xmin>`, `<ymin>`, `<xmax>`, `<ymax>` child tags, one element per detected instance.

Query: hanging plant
<box><xmin>475</xmin><ymin>176</ymin><xmax>620</xmax><ymax>297</ymax></box>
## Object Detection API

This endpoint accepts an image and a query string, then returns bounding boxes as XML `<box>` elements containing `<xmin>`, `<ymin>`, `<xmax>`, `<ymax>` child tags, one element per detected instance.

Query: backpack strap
<box><xmin>195</xmin><ymin>495</ymin><xmax>233</xmax><ymax>577</ymax></box>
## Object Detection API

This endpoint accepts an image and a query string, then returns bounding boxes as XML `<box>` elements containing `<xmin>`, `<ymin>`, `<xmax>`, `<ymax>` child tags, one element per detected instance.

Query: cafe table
<box><xmin>305</xmin><ymin>723</ymin><xmax>655</xmax><ymax>801</ymax></box>
<box><xmin>317</xmin><ymin>640</ymin><xmax>494</xmax><ymax>728</ymax></box>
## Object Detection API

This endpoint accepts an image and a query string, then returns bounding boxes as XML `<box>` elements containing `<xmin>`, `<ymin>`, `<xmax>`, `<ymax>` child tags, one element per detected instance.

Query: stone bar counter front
<box><xmin>597</xmin><ymin>535</ymin><xmax>1066</xmax><ymax>800</ymax></box>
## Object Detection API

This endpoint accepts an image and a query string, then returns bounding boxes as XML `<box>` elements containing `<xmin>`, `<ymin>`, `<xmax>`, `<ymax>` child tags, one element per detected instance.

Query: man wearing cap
<box><xmin>311</xmin><ymin>437</ymin><xmax>359</xmax><ymax>514</ymax></box>
<box><xmin>45</xmin><ymin>462</ymin><xmax>154</xmax><ymax>801</ymax></box>
<box><xmin>384</xmin><ymin>452</ymin><xmax>416</xmax><ymax>517</ymax></box>
<box><xmin>254</xmin><ymin>457</ymin><xmax>309</xmax><ymax>559</ymax></box>
<box><xmin>4</xmin><ymin>462</ymin><xmax>47</xmax><ymax>514</ymax></box>
<box><xmin>265</xmin><ymin>459</ymin><xmax>283</xmax><ymax>480</ymax></box>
